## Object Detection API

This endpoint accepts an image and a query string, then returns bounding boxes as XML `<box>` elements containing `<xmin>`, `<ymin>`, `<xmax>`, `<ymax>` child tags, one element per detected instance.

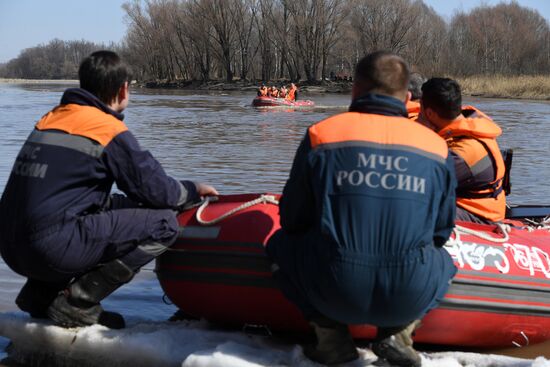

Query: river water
<box><xmin>0</xmin><ymin>82</ymin><xmax>549</xmax><ymax>317</ymax></box>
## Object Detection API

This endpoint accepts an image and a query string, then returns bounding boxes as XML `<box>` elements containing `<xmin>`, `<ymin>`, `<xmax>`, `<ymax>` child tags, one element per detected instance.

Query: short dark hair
<box><xmin>421</xmin><ymin>78</ymin><xmax>462</xmax><ymax>120</ymax></box>
<box><xmin>354</xmin><ymin>51</ymin><xmax>409</xmax><ymax>97</ymax></box>
<box><xmin>79</xmin><ymin>50</ymin><xmax>131</xmax><ymax>105</ymax></box>
<box><xmin>408</xmin><ymin>72</ymin><xmax>426</xmax><ymax>100</ymax></box>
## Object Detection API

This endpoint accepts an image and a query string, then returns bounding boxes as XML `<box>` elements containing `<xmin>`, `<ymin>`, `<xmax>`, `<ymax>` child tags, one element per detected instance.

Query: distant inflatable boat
<box><xmin>252</xmin><ymin>96</ymin><xmax>314</xmax><ymax>107</ymax></box>
<box><xmin>157</xmin><ymin>194</ymin><xmax>550</xmax><ymax>349</ymax></box>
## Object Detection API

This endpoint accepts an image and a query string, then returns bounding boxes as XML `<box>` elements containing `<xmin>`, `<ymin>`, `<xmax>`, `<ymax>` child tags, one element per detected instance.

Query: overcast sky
<box><xmin>1</xmin><ymin>0</ymin><xmax>550</xmax><ymax>63</ymax></box>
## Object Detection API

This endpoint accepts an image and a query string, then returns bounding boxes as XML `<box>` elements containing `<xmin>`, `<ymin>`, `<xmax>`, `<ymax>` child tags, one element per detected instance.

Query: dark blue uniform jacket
<box><xmin>267</xmin><ymin>94</ymin><xmax>458</xmax><ymax>326</ymax></box>
<box><xmin>0</xmin><ymin>88</ymin><xmax>197</xmax><ymax>278</ymax></box>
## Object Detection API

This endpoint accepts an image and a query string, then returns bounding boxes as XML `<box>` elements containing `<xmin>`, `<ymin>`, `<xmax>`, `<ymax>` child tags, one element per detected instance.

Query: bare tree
<box><xmin>285</xmin><ymin>0</ymin><xmax>326</xmax><ymax>82</ymax></box>
<box><xmin>229</xmin><ymin>0</ymin><xmax>260</xmax><ymax>80</ymax></box>
<box><xmin>256</xmin><ymin>0</ymin><xmax>276</xmax><ymax>81</ymax></box>
<box><xmin>193</xmin><ymin>0</ymin><xmax>238</xmax><ymax>81</ymax></box>
<box><xmin>123</xmin><ymin>0</ymin><xmax>169</xmax><ymax>80</ymax></box>
<box><xmin>319</xmin><ymin>0</ymin><xmax>351</xmax><ymax>80</ymax></box>
<box><xmin>0</xmin><ymin>39</ymin><xmax>104</xmax><ymax>79</ymax></box>
<box><xmin>7</xmin><ymin>0</ymin><xmax>550</xmax><ymax>82</ymax></box>
<box><xmin>448</xmin><ymin>2</ymin><xmax>550</xmax><ymax>76</ymax></box>
<box><xmin>403</xmin><ymin>2</ymin><xmax>447</xmax><ymax>75</ymax></box>
<box><xmin>351</xmin><ymin>0</ymin><xmax>420</xmax><ymax>54</ymax></box>
<box><xmin>263</xmin><ymin>0</ymin><xmax>302</xmax><ymax>81</ymax></box>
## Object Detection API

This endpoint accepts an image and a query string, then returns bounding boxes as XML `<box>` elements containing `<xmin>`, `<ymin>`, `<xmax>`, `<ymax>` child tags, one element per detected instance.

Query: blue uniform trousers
<box><xmin>0</xmin><ymin>195</ymin><xmax>179</xmax><ymax>283</ymax></box>
<box><xmin>267</xmin><ymin>229</ymin><xmax>456</xmax><ymax>327</ymax></box>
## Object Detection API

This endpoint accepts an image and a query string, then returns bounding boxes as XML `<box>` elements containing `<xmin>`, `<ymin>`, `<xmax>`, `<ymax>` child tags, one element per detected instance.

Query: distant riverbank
<box><xmin>3</xmin><ymin>76</ymin><xmax>550</xmax><ymax>100</ymax></box>
<box><xmin>137</xmin><ymin>76</ymin><xmax>550</xmax><ymax>100</ymax></box>
<box><xmin>139</xmin><ymin>79</ymin><xmax>353</xmax><ymax>94</ymax></box>
<box><xmin>0</xmin><ymin>78</ymin><xmax>349</xmax><ymax>94</ymax></box>
<box><xmin>457</xmin><ymin>75</ymin><xmax>550</xmax><ymax>100</ymax></box>
<box><xmin>0</xmin><ymin>78</ymin><xmax>78</xmax><ymax>84</ymax></box>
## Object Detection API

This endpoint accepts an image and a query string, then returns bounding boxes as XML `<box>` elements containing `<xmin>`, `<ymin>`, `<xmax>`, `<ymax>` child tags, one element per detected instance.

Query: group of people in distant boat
<box><xmin>257</xmin><ymin>82</ymin><xmax>298</xmax><ymax>101</ymax></box>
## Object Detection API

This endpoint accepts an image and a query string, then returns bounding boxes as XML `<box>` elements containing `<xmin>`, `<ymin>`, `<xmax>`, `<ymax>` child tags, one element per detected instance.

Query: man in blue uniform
<box><xmin>0</xmin><ymin>51</ymin><xmax>217</xmax><ymax>329</ymax></box>
<box><xmin>267</xmin><ymin>51</ymin><xmax>457</xmax><ymax>366</ymax></box>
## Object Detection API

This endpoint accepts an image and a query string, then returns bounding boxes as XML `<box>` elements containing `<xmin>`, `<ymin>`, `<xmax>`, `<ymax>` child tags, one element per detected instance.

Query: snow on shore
<box><xmin>0</xmin><ymin>312</ymin><xmax>548</xmax><ymax>367</ymax></box>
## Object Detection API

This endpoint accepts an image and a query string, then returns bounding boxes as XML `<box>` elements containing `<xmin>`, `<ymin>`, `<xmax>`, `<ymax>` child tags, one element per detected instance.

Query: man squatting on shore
<box><xmin>0</xmin><ymin>50</ymin><xmax>218</xmax><ymax>328</ymax></box>
<box><xmin>267</xmin><ymin>51</ymin><xmax>458</xmax><ymax>366</ymax></box>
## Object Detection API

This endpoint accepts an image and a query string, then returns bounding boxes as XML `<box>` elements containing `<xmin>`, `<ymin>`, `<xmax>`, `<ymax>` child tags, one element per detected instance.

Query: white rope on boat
<box><xmin>503</xmin><ymin>214</ymin><xmax>550</xmax><ymax>232</ymax></box>
<box><xmin>194</xmin><ymin>194</ymin><xmax>520</xmax><ymax>241</ymax></box>
<box><xmin>452</xmin><ymin>222</ymin><xmax>511</xmax><ymax>243</ymax></box>
<box><xmin>524</xmin><ymin>216</ymin><xmax>550</xmax><ymax>231</ymax></box>
<box><xmin>196</xmin><ymin>194</ymin><xmax>280</xmax><ymax>226</ymax></box>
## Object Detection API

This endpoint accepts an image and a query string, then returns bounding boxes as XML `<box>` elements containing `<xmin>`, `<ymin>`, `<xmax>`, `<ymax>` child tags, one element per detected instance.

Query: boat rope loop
<box><xmin>196</xmin><ymin>194</ymin><xmax>280</xmax><ymax>226</ymax></box>
<box><xmin>523</xmin><ymin>216</ymin><xmax>550</xmax><ymax>232</ymax></box>
<box><xmin>452</xmin><ymin>222</ymin><xmax>511</xmax><ymax>243</ymax></box>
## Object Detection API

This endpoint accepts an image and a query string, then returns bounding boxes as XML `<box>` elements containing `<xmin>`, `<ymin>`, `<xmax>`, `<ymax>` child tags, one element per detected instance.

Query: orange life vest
<box><xmin>287</xmin><ymin>87</ymin><xmax>296</xmax><ymax>101</ymax></box>
<box><xmin>438</xmin><ymin>106</ymin><xmax>506</xmax><ymax>222</ymax></box>
<box><xmin>406</xmin><ymin>100</ymin><xmax>421</xmax><ymax>120</ymax></box>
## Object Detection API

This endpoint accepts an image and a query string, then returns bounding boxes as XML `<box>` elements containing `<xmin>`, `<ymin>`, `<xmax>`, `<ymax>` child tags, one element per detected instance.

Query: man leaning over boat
<box><xmin>419</xmin><ymin>78</ymin><xmax>506</xmax><ymax>223</ymax></box>
<box><xmin>266</xmin><ymin>51</ymin><xmax>458</xmax><ymax>366</ymax></box>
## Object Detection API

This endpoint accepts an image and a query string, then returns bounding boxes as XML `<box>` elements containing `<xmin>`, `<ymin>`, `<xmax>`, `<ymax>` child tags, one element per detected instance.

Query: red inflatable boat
<box><xmin>252</xmin><ymin>96</ymin><xmax>315</xmax><ymax>107</ymax></box>
<box><xmin>156</xmin><ymin>194</ymin><xmax>550</xmax><ymax>349</ymax></box>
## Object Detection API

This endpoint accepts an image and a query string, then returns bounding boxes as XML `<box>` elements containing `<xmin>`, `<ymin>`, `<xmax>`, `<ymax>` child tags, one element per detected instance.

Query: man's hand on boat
<box><xmin>196</xmin><ymin>182</ymin><xmax>219</xmax><ymax>197</ymax></box>
<box><xmin>177</xmin><ymin>182</ymin><xmax>218</xmax><ymax>212</ymax></box>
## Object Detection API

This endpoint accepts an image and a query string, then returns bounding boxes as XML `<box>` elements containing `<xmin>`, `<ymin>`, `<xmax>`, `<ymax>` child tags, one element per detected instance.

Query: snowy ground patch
<box><xmin>0</xmin><ymin>313</ymin><xmax>548</xmax><ymax>367</ymax></box>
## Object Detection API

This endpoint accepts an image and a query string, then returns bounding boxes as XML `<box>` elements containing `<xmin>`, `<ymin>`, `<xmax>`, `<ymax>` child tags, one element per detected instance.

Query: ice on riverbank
<box><xmin>0</xmin><ymin>78</ymin><xmax>78</xmax><ymax>85</ymax></box>
<box><xmin>0</xmin><ymin>313</ymin><xmax>548</xmax><ymax>367</ymax></box>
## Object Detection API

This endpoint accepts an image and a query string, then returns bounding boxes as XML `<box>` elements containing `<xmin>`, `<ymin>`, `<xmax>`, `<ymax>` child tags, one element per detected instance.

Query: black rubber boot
<box><xmin>371</xmin><ymin>320</ymin><xmax>422</xmax><ymax>367</ymax></box>
<box><xmin>303</xmin><ymin>316</ymin><xmax>359</xmax><ymax>365</ymax></box>
<box><xmin>15</xmin><ymin>279</ymin><xmax>68</xmax><ymax>319</ymax></box>
<box><xmin>47</xmin><ymin>259</ymin><xmax>134</xmax><ymax>329</ymax></box>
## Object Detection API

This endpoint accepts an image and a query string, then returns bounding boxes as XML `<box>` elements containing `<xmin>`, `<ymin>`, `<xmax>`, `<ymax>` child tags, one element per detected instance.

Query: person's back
<box><xmin>0</xmin><ymin>90</ymin><xmax>130</xmax><ymax>236</ymax></box>
<box><xmin>421</xmin><ymin>78</ymin><xmax>506</xmax><ymax>223</ymax></box>
<box><xmin>0</xmin><ymin>50</ymin><xmax>217</xmax><ymax>329</ymax></box>
<box><xmin>267</xmin><ymin>51</ymin><xmax>457</xmax><ymax>366</ymax></box>
<box><xmin>279</xmin><ymin>86</ymin><xmax>287</xmax><ymax>98</ymax></box>
<box><xmin>0</xmin><ymin>54</ymin><xmax>139</xmax><ymax>258</ymax></box>
<box><xmin>286</xmin><ymin>83</ymin><xmax>297</xmax><ymax>101</ymax></box>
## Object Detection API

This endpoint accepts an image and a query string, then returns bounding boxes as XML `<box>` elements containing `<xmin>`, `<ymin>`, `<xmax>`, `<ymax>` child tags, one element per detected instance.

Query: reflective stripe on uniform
<box><xmin>27</xmin><ymin>129</ymin><xmax>104</xmax><ymax>158</ymax></box>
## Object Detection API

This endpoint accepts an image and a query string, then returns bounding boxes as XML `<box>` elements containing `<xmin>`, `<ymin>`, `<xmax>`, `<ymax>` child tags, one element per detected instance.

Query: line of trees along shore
<box><xmin>2</xmin><ymin>0</ymin><xmax>550</xmax><ymax>82</ymax></box>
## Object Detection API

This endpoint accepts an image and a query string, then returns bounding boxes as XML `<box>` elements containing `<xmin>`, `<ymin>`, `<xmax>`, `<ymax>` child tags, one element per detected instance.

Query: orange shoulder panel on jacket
<box><xmin>406</xmin><ymin>100</ymin><xmax>421</xmax><ymax>120</ymax></box>
<box><xmin>36</xmin><ymin>104</ymin><xmax>128</xmax><ymax>147</ymax></box>
<box><xmin>308</xmin><ymin>112</ymin><xmax>448</xmax><ymax>160</ymax></box>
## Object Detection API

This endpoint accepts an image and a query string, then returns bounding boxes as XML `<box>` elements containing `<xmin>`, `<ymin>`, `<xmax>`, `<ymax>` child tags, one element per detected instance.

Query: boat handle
<box><xmin>512</xmin><ymin>331</ymin><xmax>529</xmax><ymax>347</ymax></box>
